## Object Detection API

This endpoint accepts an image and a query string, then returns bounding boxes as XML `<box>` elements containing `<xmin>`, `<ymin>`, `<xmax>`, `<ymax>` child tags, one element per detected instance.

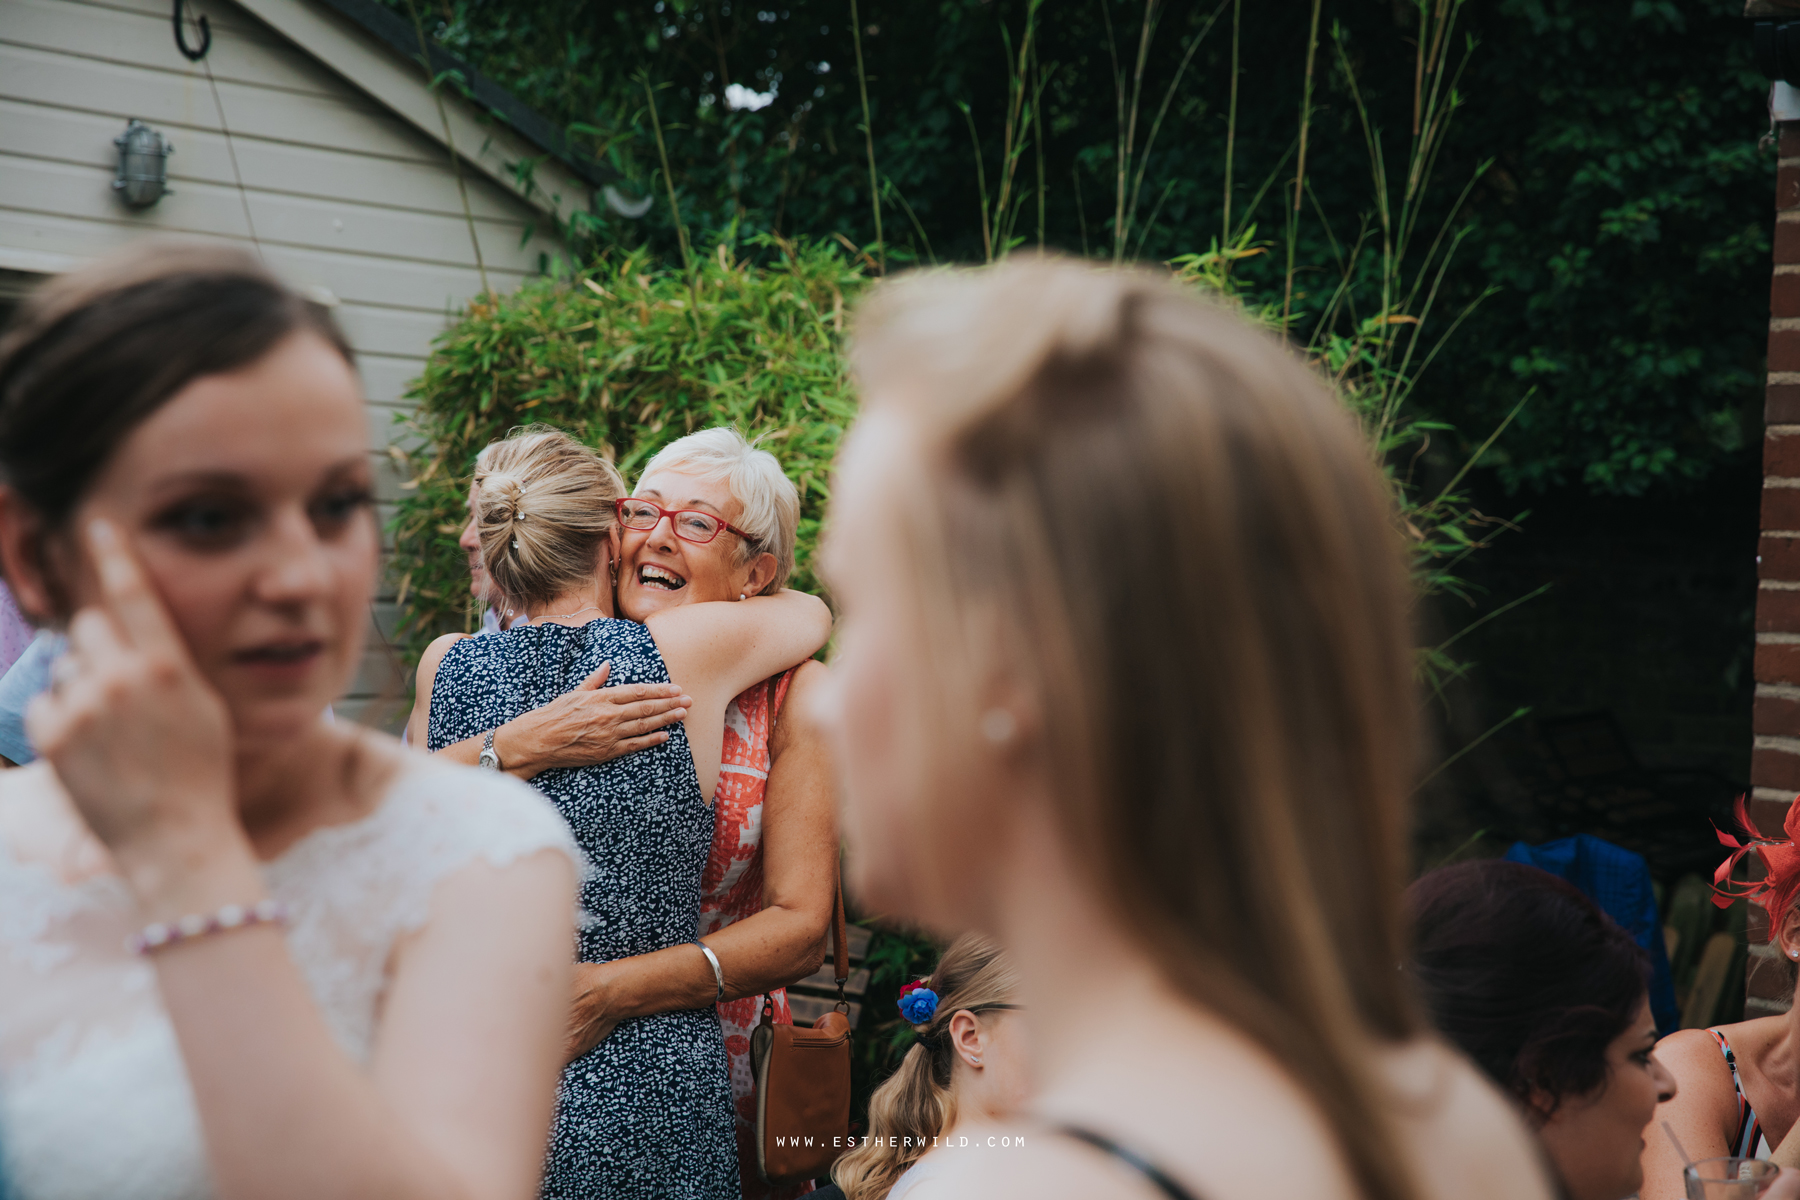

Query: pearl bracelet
<box><xmin>126</xmin><ymin>899</ymin><xmax>288</xmax><ymax>956</ymax></box>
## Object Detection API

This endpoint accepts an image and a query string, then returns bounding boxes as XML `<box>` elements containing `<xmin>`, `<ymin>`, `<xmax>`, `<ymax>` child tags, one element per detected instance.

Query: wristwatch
<box><xmin>478</xmin><ymin>728</ymin><xmax>502</xmax><ymax>771</ymax></box>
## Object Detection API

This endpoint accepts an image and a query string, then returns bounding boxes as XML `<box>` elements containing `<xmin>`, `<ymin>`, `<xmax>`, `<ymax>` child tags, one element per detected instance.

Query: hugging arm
<box><xmin>647</xmin><ymin>588</ymin><xmax>833</xmax><ymax>803</ymax></box>
<box><xmin>565</xmin><ymin>660</ymin><xmax>838</xmax><ymax>1061</ymax></box>
<box><xmin>429</xmin><ymin>660</ymin><xmax>689</xmax><ymax>779</ymax></box>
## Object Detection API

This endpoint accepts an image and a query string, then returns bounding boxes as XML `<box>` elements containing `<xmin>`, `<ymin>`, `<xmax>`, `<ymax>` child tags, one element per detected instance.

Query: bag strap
<box><xmin>831</xmin><ymin>856</ymin><xmax>849</xmax><ymax>1013</ymax></box>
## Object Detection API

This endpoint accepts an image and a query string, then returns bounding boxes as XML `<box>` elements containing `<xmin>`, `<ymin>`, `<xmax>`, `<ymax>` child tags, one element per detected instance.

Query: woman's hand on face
<box><xmin>27</xmin><ymin>520</ymin><xmax>237</xmax><ymax>869</ymax></box>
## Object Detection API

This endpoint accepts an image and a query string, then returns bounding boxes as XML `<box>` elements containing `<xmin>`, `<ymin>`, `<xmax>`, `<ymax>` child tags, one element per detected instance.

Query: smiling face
<box><xmin>1532</xmin><ymin>996</ymin><xmax>1675</xmax><ymax>1200</ymax></box>
<box><xmin>458</xmin><ymin>484</ymin><xmax>490</xmax><ymax>605</ymax></box>
<box><xmin>616</xmin><ymin>466</ymin><xmax>774</xmax><ymax>621</ymax></box>
<box><xmin>3</xmin><ymin>331</ymin><xmax>377</xmax><ymax>748</ymax></box>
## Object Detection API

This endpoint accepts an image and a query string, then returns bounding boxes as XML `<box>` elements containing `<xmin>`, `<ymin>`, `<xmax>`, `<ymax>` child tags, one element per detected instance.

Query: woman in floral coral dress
<box><xmin>704</xmin><ymin>666</ymin><xmax>829</xmax><ymax>1199</ymax></box>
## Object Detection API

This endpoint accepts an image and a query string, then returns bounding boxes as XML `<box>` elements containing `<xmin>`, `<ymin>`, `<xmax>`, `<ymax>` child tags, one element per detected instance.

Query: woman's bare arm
<box><xmin>405</xmin><ymin>634</ymin><xmax>464</xmax><ymax>750</ymax></box>
<box><xmin>647</xmin><ymin>589</ymin><xmax>832</xmax><ymax>704</ymax></box>
<box><xmin>1641</xmin><ymin>1028</ymin><xmax>1745</xmax><ymax>1200</ymax></box>
<box><xmin>648</xmin><ymin>589</ymin><xmax>832</xmax><ymax>801</ymax></box>
<box><xmin>431</xmin><ymin>660</ymin><xmax>688</xmax><ymax>779</ymax></box>
<box><xmin>564</xmin><ymin>660</ymin><xmax>838</xmax><ymax>1061</ymax></box>
<box><xmin>151</xmin><ymin>847</ymin><xmax>575</xmax><ymax>1200</ymax></box>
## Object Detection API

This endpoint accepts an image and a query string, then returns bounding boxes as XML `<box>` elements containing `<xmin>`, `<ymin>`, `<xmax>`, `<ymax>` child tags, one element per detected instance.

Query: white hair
<box><xmin>639</xmin><ymin>427</ymin><xmax>800</xmax><ymax>593</ymax></box>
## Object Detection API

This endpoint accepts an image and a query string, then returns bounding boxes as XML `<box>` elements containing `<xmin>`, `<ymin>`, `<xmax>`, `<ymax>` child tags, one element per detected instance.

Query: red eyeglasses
<box><xmin>614</xmin><ymin>497</ymin><xmax>754</xmax><ymax>545</ymax></box>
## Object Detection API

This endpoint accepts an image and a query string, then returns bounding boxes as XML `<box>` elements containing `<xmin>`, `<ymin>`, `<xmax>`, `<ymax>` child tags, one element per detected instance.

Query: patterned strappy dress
<box><xmin>702</xmin><ymin>667</ymin><xmax>813</xmax><ymax>1200</ymax></box>
<box><xmin>427</xmin><ymin>618</ymin><xmax>739</xmax><ymax>1200</ymax></box>
<box><xmin>1709</xmin><ymin>1027</ymin><xmax>1776</xmax><ymax>1160</ymax></box>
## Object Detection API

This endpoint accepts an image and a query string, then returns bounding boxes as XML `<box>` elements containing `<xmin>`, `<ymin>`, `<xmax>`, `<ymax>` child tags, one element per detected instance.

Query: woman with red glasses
<box><xmin>408</xmin><ymin>425</ymin><xmax>831</xmax><ymax>1200</ymax></box>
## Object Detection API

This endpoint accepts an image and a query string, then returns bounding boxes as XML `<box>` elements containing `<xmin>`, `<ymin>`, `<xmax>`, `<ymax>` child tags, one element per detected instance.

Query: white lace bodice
<box><xmin>0</xmin><ymin>760</ymin><xmax>582</xmax><ymax>1200</ymax></box>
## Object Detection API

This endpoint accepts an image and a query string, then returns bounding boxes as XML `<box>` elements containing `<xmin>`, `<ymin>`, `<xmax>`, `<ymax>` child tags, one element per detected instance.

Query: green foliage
<box><xmin>387</xmin><ymin>235</ymin><xmax>866</xmax><ymax>664</ymax></box>
<box><xmin>384</xmin><ymin>0</ymin><xmax>1771</xmax><ymax>497</ymax></box>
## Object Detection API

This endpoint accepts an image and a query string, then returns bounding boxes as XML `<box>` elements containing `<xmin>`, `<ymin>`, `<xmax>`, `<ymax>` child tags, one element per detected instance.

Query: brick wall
<box><xmin>1750</xmin><ymin>122</ymin><xmax>1800</xmax><ymax>1015</ymax></box>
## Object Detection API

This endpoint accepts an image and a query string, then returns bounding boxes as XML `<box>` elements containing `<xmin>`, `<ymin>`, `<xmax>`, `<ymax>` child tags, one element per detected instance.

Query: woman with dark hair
<box><xmin>0</xmin><ymin>242</ymin><xmax>583</xmax><ymax>1200</ymax></box>
<box><xmin>1408</xmin><ymin>860</ymin><xmax>1677</xmax><ymax>1200</ymax></box>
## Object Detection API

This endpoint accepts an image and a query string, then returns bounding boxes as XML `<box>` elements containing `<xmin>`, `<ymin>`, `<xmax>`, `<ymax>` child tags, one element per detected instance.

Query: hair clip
<box><xmin>899</xmin><ymin>978</ymin><xmax>939</xmax><ymax>1024</ymax></box>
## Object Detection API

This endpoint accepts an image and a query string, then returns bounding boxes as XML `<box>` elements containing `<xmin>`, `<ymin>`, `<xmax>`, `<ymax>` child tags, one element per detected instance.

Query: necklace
<box><xmin>526</xmin><ymin>604</ymin><xmax>603</xmax><ymax>625</ymax></box>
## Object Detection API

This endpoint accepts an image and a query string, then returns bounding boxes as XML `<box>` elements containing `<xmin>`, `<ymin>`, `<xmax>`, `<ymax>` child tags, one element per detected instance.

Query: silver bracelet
<box><xmin>127</xmin><ymin>899</ymin><xmax>288</xmax><ymax>956</ymax></box>
<box><xmin>694</xmin><ymin>940</ymin><xmax>724</xmax><ymax>1003</ymax></box>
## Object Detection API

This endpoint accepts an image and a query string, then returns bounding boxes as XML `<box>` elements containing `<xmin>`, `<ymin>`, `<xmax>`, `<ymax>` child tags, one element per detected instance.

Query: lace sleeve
<box><xmin>263</xmin><ymin>761</ymin><xmax>585</xmax><ymax>1061</ymax></box>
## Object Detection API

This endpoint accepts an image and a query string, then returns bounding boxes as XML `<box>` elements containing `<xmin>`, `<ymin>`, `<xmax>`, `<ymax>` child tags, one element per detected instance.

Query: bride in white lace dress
<box><xmin>0</xmin><ymin>242</ymin><xmax>582</xmax><ymax>1200</ymax></box>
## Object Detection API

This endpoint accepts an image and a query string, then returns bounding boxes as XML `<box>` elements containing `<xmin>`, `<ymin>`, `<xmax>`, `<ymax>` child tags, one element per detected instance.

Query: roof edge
<box><xmin>311</xmin><ymin>0</ymin><xmax>619</xmax><ymax>189</ymax></box>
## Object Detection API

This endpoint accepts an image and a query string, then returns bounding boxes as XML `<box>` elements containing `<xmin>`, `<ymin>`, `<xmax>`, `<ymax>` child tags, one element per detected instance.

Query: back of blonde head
<box><xmin>849</xmin><ymin>257</ymin><xmax>1423</xmax><ymax>1200</ymax></box>
<box><xmin>475</xmin><ymin>426</ymin><xmax>625</xmax><ymax>613</ymax></box>
<box><xmin>832</xmin><ymin>935</ymin><xmax>1017</xmax><ymax>1200</ymax></box>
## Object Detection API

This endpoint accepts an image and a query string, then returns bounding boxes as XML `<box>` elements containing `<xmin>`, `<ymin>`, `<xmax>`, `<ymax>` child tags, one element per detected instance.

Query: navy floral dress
<box><xmin>427</xmin><ymin>618</ymin><xmax>739</xmax><ymax>1200</ymax></box>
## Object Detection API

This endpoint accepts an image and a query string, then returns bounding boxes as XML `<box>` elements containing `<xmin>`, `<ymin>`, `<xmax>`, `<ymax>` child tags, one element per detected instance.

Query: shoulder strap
<box><xmin>1055</xmin><ymin>1127</ymin><xmax>1205</xmax><ymax>1200</ymax></box>
<box><xmin>831</xmin><ymin>855</ymin><xmax>848</xmax><ymax>1000</ymax></box>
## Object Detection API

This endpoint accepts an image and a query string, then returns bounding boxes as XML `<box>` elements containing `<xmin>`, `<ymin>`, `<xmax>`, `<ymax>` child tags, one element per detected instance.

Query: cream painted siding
<box><xmin>0</xmin><ymin>0</ymin><xmax>578</xmax><ymax>726</ymax></box>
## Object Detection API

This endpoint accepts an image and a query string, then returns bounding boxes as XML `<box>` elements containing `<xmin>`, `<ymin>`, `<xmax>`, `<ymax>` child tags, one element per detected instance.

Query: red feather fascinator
<box><xmin>1713</xmin><ymin>794</ymin><xmax>1800</xmax><ymax>931</ymax></box>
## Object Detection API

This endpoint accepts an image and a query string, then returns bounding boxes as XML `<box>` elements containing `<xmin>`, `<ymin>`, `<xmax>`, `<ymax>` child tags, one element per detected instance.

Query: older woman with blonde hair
<box><xmin>816</xmin><ymin>257</ymin><xmax>1555</xmax><ymax>1200</ymax></box>
<box><xmin>409</xmin><ymin>425</ymin><xmax>831</xmax><ymax>1200</ymax></box>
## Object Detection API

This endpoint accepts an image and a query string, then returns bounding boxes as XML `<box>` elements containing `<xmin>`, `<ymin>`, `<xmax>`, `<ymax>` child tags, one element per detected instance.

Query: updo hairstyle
<box><xmin>473</xmin><ymin>425</ymin><xmax>625</xmax><ymax>614</ymax></box>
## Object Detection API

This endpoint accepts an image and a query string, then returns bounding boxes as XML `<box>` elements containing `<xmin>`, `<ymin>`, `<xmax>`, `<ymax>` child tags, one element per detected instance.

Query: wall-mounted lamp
<box><xmin>113</xmin><ymin>120</ymin><xmax>172</xmax><ymax>208</ymax></box>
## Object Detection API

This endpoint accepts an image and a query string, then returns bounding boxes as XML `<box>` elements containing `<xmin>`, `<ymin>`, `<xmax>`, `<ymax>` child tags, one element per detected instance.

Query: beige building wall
<box><xmin>0</xmin><ymin>0</ymin><xmax>581</xmax><ymax>725</ymax></box>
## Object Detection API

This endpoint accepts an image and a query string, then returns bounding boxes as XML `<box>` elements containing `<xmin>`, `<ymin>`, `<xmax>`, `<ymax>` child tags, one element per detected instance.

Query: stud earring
<box><xmin>738</xmin><ymin>592</ymin><xmax>746</xmax><ymax>601</ymax></box>
<box><xmin>980</xmin><ymin>709</ymin><xmax>1016</xmax><ymax>744</ymax></box>
<box><xmin>970</xmin><ymin>1056</ymin><xmax>982</xmax><ymax>1065</ymax></box>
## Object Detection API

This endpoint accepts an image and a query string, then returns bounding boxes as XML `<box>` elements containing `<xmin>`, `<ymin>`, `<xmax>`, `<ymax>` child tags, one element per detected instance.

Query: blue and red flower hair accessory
<box><xmin>898</xmin><ymin>977</ymin><xmax>939</xmax><ymax>1024</ymax></box>
<box><xmin>1713</xmin><ymin>794</ymin><xmax>1800</xmax><ymax>932</ymax></box>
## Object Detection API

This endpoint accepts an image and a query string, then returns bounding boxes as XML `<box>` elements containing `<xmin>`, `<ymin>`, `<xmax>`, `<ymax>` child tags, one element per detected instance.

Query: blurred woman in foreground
<box><xmin>816</xmin><ymin>257</ymin><xmax>1554</xmax><ymax>1200</ymax></box>
<box><xmin>0</xmin><ymin>243</ymin><xmax>579</xmax><ymax>1200</ymax></box>
<box><xmin>1409</xmin><ymin>859</ymin><xmax>1677</xmax><ymax>1200</ymax></box>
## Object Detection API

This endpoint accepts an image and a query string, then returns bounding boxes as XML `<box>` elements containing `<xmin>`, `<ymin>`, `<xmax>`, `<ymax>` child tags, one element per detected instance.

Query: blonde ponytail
<box><xmin>472</xmin><ymin>425</ymin><xmax>624</xmax><ymax>613</ymax></box>
<box><xmin>832</xmin><ymin>935</ymin><xmax>1017</xmax><ymax>1200</ymax></box>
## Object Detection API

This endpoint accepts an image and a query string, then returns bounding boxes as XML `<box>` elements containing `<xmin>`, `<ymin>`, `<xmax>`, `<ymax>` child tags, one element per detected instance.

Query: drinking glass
<box><xmin>1685</xmin><ymin>1157</ymin><xmax>1780</xmax><ymax>1200</ymax></box>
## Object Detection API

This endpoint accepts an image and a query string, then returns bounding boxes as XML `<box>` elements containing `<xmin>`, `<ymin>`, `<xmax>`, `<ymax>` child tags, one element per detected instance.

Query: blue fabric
<box><xmin>1505</xmin><ymin>834</ymin><xmax>1681</xmax><ymax>1035</ymax></box>
<box><xmin>0</xmin><ymin>632</ymin><xmax>60</xmax><ymax>766</ymax></box>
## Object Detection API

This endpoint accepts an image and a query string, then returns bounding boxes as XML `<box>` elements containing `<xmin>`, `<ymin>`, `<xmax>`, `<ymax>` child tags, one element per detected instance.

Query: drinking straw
<box><xmin>1663</xmin><ymin>1121</ymin><xmax>1695</xmax><ymax>1168</ymax></box>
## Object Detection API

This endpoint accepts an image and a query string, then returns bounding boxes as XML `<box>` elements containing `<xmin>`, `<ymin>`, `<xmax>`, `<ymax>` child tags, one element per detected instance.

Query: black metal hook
<box><xmin>173</xmin><ymin>0</ymin><xmax>211</xmax><ymax>62</ymax></box>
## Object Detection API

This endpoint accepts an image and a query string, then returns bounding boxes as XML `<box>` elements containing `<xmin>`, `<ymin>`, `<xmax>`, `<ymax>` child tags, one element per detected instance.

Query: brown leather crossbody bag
<box><xmin>749</xmin><ymin>873</ymin><xmax>853</xmax><ymax>1185</ymax></box>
